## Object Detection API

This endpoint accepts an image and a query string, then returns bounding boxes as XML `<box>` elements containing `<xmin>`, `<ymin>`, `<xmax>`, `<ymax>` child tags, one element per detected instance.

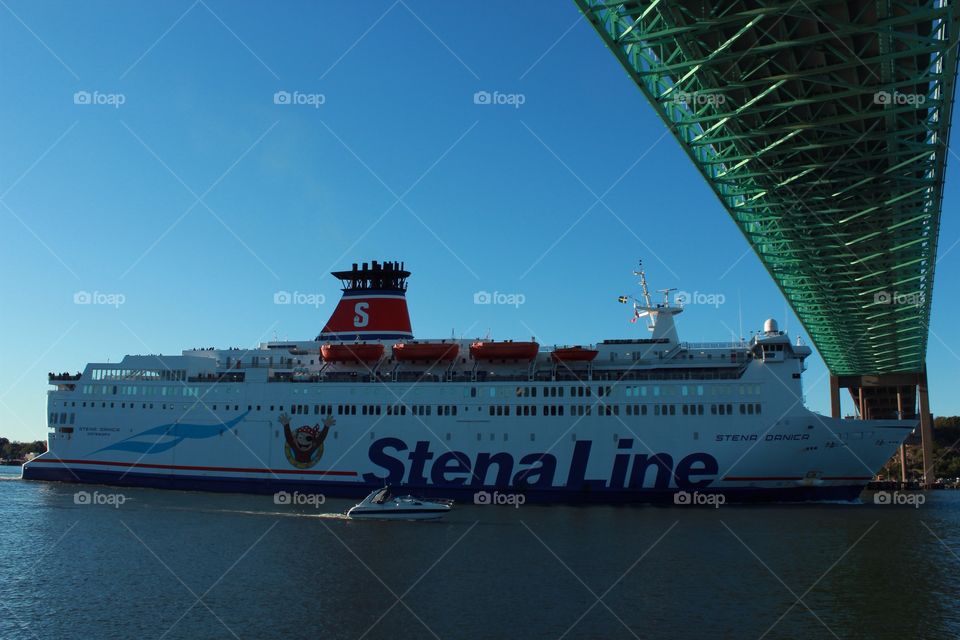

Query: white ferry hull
<box><xmin>23</xmin><ymin>393</ymin><xmax>914</xmax><ymax>504</ymax></box>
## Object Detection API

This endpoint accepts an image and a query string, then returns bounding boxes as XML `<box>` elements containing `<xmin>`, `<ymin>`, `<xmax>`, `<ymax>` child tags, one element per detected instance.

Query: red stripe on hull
<box><xmin>724</xmin><ymin>475</ymin><xmax>873</xmax><ymax>482</ymax></box>
<box><xmin>28</xmin><ymin>458</ymin><xmax>357</xmax><ymax>476</ymax></box>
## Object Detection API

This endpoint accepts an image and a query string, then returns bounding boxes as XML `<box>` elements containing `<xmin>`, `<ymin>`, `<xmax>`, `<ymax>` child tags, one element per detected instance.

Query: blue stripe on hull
<box><xmin>21</xmin><ymin>465</ymin><xmax>866</xmax><ymax>504</ymax></box>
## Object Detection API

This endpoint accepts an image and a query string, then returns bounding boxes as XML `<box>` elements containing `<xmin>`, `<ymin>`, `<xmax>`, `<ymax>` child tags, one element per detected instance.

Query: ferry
<box><xmin>24</xmin><ymin>260</ymin><xmax>916</xmax><ymax>503</ymax></box>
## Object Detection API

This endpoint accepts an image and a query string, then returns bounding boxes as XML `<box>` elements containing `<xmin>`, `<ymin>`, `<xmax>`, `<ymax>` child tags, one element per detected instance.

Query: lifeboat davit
<box><xmin>321</xmin><ymin>343</ymin><xmax>385</xmax><ymax>363</ymax></box>
<box><xmin>469</xmin><ymin>341</ymin><xmax>539</xmax><ymax>361</ymax></box>
<box><xmin>392</xmin><ymin>342</ymin><xmax>460</xmax><ymax>362</ymax></box>
<box><xmin>551</xmin><ymin>346</ymin><xmax>599</xmax><ymax>363</ymax></box>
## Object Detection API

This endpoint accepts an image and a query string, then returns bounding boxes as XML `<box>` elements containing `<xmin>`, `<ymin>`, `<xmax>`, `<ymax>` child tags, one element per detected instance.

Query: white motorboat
<box><xmin>346</xmin><ymin>487</ymin><xmax>452</xmax><ymax>520</ymax></box>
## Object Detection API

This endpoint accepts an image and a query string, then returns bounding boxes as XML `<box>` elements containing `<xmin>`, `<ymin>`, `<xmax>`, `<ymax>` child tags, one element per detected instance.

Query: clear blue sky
<box><xmin>2</xmin><ymin>1</ymin><xmax>958</xmax><ymax>442</ymax></box>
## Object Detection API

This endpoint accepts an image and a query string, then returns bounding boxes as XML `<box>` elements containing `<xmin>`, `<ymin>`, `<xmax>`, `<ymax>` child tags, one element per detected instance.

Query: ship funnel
<box><xmin>316</xmin><ymin>260</ymin><xmax>414</xmax><ymax>341</ymax></box>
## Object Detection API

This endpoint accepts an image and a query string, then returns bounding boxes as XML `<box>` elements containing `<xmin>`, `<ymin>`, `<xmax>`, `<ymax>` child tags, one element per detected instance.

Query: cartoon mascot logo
<box><xmin>278</xmin><ymin>412</ymin><xmax>334</xmax><ymax>469</ymax></box>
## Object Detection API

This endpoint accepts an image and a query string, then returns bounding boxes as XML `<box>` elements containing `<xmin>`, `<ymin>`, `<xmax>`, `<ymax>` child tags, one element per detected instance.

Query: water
<box><xmin>1</xmin><ymin>465</ymin><xmax>958</xmax><ymax>640</ymax></box>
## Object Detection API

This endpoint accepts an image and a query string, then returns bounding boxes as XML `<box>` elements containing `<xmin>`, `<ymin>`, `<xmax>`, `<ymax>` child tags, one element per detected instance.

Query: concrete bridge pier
<box><xmin>829</xmin><ymin>369</ymin><xmax>934</xmax><ymax>487</ymax></box>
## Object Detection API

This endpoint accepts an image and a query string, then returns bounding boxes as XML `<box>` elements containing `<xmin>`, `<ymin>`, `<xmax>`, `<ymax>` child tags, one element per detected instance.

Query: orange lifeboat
<box><xmin>321</xmin><ymin>343</ymin><xmax>385</xmax><ymax>363</ymax></box>
<box><xmin>392</xmin><ymin>342</ymin><xmax>460</xmax><ymax>362</ymax></box>
<box><xmin>470</xmin><ymin>340</ymin><xmax>539</xmax><ymax>361</ymax></box>
<box><xmin>551</xmin><ymin>346</ymin><xmax>599</xmax><ymax>363</ymax></box>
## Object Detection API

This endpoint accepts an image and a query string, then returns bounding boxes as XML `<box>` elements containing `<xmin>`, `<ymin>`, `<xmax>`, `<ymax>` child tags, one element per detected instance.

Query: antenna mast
<box><xmin>634</xmin><ymin>260</ymin><xmax>653</xmax><ymax>308</ymax></box>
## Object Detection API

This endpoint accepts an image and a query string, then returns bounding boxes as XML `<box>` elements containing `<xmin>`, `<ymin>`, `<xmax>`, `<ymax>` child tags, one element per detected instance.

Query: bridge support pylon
<box><xmin>829</xmin><ymin>368</ymin><xmax>935</xmax><ymax>487</ymax></box>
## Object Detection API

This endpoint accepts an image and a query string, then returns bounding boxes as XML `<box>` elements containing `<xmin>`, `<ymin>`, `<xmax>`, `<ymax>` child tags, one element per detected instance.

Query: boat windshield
<box><xmin>372</xmin><ymin>488</ymin><xmax>391</xmax><ymax>504</ymax></box>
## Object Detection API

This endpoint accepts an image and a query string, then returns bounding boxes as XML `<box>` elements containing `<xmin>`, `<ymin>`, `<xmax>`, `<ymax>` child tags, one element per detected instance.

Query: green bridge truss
<box><xmin>575</xmin><ymin>0</ymin><xmax>959</xmax><ymax>375</ymax></box>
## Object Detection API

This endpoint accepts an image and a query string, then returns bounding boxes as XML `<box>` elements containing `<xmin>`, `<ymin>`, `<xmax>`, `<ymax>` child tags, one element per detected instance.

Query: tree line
<box><xmin>0</xmin><ymin>438</ymin><xmax>48</xmax><ymax>461</ymax></box>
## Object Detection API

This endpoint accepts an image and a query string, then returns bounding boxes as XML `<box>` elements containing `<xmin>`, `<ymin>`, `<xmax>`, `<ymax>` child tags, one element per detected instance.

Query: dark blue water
<box><xmin>1</xmin><ymin>465</ymin><xmax>958</xmax><ymax>639</ymax></box>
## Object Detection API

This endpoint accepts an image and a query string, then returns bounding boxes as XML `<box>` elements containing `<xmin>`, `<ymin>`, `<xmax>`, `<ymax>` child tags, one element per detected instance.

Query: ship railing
<box><xmin>48</xmin><ymin>372</ymin><xmax>82</xmax><ymax>381</ymax></box>
<box><xmin>256</xmin><ymin>364</ymin><xmax>749</xmax><ymax>384</ymax></box>
<box><xmin>681</xmin><ymin>341</ymin><xmax>749</xmax><ymax>350</ymax></box>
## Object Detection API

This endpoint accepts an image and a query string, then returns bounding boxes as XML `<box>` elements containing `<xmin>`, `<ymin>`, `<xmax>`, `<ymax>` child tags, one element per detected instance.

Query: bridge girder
<box><xmin>575</xmin><ymin>0</ymin><xmax>959</xmax><ymax>376</ymax></box>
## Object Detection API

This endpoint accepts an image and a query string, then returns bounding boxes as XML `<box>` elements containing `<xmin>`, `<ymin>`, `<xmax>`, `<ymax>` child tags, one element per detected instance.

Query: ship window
<box><xmin>755</xmin><ymin>403</ymin><xmax>761</xmax><ymax>414</ymax></box>
<box><xmin>669</xmin><ymin>405</ymin><xmax>675</xmax><ymax>416</ymax></box>
<box><xmin>446</xmin><ymin>433</ymin><xmax>451</xmax><ymax>441</ymax></box>
<box><xmin>727</xmin><ymin>404</ymin><xmax>733</xmax><ymax>415</ymax></box>
<box><xmin>747</xmin><ymin>404</ymin><xmax>754</xmax><ymax>415</ymax></box>
<box><xmin>477</xmin><ymin>433</ymin><xmax>482</xmax><ymax>441</ymax></box>
<box><xmin>642</xmin><ymin>405</ymin><xmax>647</xmax><ymax>416</ymax></box>
<box><xmin>711</xmin><ymin>404</ymin><xmax>717</xmax><ymax>415</ymax></box>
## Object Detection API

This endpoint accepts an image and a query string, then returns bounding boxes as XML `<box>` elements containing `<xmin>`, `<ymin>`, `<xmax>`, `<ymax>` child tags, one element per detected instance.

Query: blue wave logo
<box><xmin>94</xmin><ymin>411</ymin><xmax>250</xmax><ymax>455</ymax></box>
